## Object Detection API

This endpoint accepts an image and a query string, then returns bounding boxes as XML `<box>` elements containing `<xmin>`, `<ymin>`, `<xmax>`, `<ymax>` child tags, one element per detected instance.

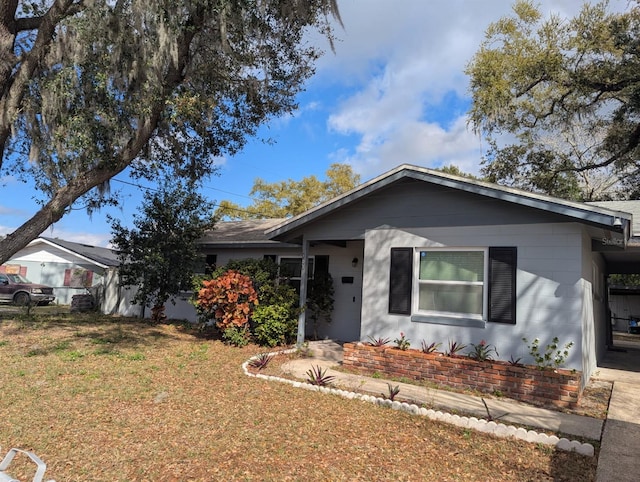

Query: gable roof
<box><xmin>37</xmin><ymin>237</ymin><xmax>120</xmax><ymax>268</ymax></box>
<box><xmin>588</xmin><ymin>200</ymin><xmax>640</xmax><ymax>237</ymax></box>
<box><xmin>266</xmin><ymin>164</ymin><xmax>633</xmax><ymax>240</ymax></box>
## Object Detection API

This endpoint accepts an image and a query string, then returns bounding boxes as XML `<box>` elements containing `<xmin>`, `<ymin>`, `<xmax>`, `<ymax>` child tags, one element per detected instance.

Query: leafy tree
<box><xmin>215</xmin><ymin>163</ymin><xmax>361</xmax><ymax>219</ymax></box>
<box><xmin>466</xmin><ymin>0</ymin><xmax>640</xmax><ymax>200</ymax></box>
<box><xmin>0</xmin><ymin>0</ymin><xmax>342</xmax><ymax>264</ymax></box>
<box><xmin>110</xmin><ymin>181</ymin><xmax>215</xmax><ymax>321</ymax></box>
<box><xmin>609</xmin><ymin>274</ymin><xmax>640</xmax><ymax>286</ymax></box>
<box><xmin>437</xmin><ymin>164</ymin><xmax>481</xmax><ymax>180</ymax></box>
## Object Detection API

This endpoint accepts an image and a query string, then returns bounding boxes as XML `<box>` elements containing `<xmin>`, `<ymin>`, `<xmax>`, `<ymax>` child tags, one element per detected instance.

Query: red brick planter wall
<box><xmin>342</xmin><ymin>343</ymin><xmax>582</xmax><ymax>408</ymax></box>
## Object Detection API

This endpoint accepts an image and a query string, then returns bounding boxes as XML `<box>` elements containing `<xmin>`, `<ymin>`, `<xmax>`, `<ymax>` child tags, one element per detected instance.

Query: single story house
<box><xmin>1</xmin><ymin>236</ymin><xmax>145</xmax><ymax>316</ymax></box>
<box><xmin>200</xmin><ymin>164</ymin><xmax>640</xmax><ymax>384</ymax></box>
<box><xmin>2</xmin><ymin>237</ymin><xmax>120</xmax><ymax>305</ymax></box>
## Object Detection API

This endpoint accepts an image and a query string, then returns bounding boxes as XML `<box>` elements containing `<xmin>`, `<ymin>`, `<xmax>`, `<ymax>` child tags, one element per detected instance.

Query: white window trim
<box><xmin>412</xmin><ymin>247</ymin><xmax>488</xmax><ymax>320</ymax></box>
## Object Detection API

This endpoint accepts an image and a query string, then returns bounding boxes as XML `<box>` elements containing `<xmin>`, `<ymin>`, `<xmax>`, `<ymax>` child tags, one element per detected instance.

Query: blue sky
<box><xmin>0</xmin><ymin>0</ymin><xmax>627</xmax><ymax>247</ymax></box>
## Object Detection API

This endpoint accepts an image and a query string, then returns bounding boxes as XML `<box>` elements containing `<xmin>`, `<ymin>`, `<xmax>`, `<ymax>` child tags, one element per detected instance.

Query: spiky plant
<box><xmin>248</xmin><ymin>353</ymin><xmax>273</xmax><ymax>370</ymax></box>
<box><xmin>367</xmin><ymin>336</ymin><xmax>391</xmax><ymax>347</ymax></box>
<box><xmin>382</xmin><ymin>383</ymin><xmax>400</xmax><ymax>401</ymax></box>
<box><xmin>305</xmin><ymin>365</ymin><xmax>335</xmax><ymax>386</ymax></box>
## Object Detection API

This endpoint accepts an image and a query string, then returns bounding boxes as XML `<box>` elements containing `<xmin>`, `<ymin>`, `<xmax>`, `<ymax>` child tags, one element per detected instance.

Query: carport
<box><xmin>590</xmin><ymin>201</ymin><xmax>640</xmax><ymax>352</ymax></box>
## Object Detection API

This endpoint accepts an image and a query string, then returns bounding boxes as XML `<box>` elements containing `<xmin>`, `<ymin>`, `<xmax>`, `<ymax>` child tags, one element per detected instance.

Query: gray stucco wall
<box><xmin>361</xmin><ymin>222</ymin><xmax>589</xmax><ymax>375</ymax></box>
<box><xmin>278</xmin><ymin>179</ymin><xmax>575</xmax><ymax>243</ymax></box>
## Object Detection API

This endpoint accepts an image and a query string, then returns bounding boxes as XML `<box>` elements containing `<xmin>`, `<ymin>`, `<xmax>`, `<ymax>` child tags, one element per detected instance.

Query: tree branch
<box><xmin>0</xmin><ymin>4</ymin><xmax>202</xmax><ymax>265</ymax></box>
<box><xmin>14</xmin><ymin>16</ymin><xmax>42</xmax><ymax>32</ymax></box>
<box><xmin>0</xmin><ymin>0</ymin><xmax>78</xmax><ymax>170</ymax></box>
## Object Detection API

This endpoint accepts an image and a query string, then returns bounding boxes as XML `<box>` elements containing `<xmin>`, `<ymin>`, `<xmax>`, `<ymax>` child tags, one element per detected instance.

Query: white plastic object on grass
<box><xmin>0</xmin><ymin>448</ymin><xmax>54</xmax><ymax>482</ymax></box>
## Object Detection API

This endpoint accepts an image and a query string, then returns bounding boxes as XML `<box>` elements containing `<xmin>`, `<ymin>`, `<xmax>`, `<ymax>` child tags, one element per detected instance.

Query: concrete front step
<box><xmin>306</xmin><ymin>340</ymin><xmax>344</xmax><ymax>363</ymax></box>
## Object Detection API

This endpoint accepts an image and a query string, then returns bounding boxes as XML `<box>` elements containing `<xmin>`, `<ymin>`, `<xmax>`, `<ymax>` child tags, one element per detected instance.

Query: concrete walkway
<box><xmin>593</xmin><ymin>337</ymin><xmax>640</xmax><ymax>482</ymax></box>
<box><xmin>282</xmin><ymin>342</ymin><xmax>603</xmax><ymax>441</ymax></box>
<box><xmin>284</xmin><ymin>357</ymin><xmax>603</xmax><ymax>440</ymax></box>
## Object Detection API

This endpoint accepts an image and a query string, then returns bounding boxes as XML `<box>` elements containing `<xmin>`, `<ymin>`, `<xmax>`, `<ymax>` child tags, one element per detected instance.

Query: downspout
<box><xmin>296</xmin><ymin>237</ymin><xmax>309</xmax><ymax>347</ymax></box>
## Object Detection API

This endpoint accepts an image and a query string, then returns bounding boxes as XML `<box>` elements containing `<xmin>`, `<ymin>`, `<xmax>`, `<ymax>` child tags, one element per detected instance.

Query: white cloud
<box><xmin>314</xmin><ymin>0</ymin><xmax>629</xmax><ymax>181</ymax></box>
<box><xmin>39</xmin><ymin>226</ymin><xmax>113</xmax><ymax>247</ymax></box>
<box><xmin>0</xmin><ymin>224</ymin><xmax>112</xmax><ymax>247</ymax></box>
<box><xmin>343</xmin><ymin>115</ymin><xmax>482</xmax><ymax>178</ymax></box>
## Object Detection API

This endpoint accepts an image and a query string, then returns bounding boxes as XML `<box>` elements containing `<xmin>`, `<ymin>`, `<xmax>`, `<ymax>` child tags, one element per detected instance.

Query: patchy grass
<box><xmin>0</xmin><ymin>314</ymin><xmax>597</xmax><ymax>481</ymax></box>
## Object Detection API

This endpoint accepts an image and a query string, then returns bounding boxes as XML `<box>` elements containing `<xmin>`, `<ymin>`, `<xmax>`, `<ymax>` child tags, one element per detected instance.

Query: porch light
<box><xmin>352</xmin><ymin>257</ymin><xmax>358</xmax><ymax>268</ymax></box>
<box><xmin>613</xmin><ymin>217</ymin><xmax>623</xmax><ymax>227</ymax></box>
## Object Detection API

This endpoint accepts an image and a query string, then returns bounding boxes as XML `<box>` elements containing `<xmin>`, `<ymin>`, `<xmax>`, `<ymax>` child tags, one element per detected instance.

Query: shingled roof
<box><xmin>198</xmin><ymin>219</ymin><xmax>297</xmax><ymax>248</ymax></box>
<box><xmin>39</xmin><ymin>237</ymin><xmax>120</xmax><ymax>267</ymax></box>
<box><xmin>588</xmin><ymin>200</ymin><xmax>640</xmax><ymax>237</ymax></box>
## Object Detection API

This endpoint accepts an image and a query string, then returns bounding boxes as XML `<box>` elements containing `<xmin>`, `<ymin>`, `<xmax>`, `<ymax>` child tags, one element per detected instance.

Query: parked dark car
<box><xmin>0</xmin><ymin>273</ymin><xmax>55</xmax><ymax>305</ymax></box>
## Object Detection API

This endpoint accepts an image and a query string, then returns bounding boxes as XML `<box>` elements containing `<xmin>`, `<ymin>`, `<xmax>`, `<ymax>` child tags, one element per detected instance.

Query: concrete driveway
<box><xmin>594</xmin><ymin>334</ymin><xmax>640</xmax><ymax>482</ymax></box>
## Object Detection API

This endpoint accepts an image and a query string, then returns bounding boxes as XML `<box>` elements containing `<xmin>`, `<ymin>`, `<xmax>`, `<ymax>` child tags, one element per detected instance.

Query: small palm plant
<box><xmin>421</xmin><ymin>341</ymin><xmax>441</xmax><ymax>354</ymax></box>
<box><xmin>467</xmin><ymin>340</ymin><xmax>498</xmax><ymax>361</ymax></box>
<box><xmin>446</xmin><ymin>340</ymin><xmax>467</xmax><ymax>357</ymax></box>
<box><xmin>382</xmin><ymin>383</ymin><xmax>400</xmax><ymax>401</ymax></box>
<box><xmin>367</xmin><ymin>335</ymin><xmax>391</xmax><ymax>347</ymax></box>
<box><xmin>305</xmin><ymin>365</ymin><xmax>336</xmax><ymax>386</ymax></box>
<box><xmin>248</xmin><ymin>353</ymin><xmax>273</xmax><ymax>370</ymax></box>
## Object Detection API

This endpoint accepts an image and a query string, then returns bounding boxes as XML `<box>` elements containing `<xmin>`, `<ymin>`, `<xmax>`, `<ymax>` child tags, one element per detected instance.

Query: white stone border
<box><xmin>243</xmin><ymin>351</ymin><xmax>595</xmax><ymax>457</ymax></box>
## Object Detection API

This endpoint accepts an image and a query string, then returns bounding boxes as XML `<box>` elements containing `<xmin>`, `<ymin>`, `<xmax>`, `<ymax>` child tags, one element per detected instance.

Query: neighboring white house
<box><xmin>200</xmin><ymin>164</ymin><xmax>640</xmax><ymax>385</ymax></box>
<box><xmin>3</xmin><ymin>237</ymin><xmax>120</xmax><ymax>305</ymax></box>
<box><xmin>2</xmin><ymin>237</ymin><xmax>145</xmax><ymax>316</ymax></box>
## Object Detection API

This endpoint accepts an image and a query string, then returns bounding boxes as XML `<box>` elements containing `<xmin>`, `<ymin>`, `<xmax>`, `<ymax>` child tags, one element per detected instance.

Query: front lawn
<box><xmin>0</xmin><ymin>314</ymin><xmax>597</xmax><ymax>481</ymax></box>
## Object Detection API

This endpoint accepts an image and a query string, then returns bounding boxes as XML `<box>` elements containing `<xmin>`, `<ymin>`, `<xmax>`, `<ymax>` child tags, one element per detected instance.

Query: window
<box><xmin>279</xmin><ymin>257</ymin><xmax>314</xmax><ymax>293</ymax></box>
<box><xmin>204</xmin><ymin>254</ymin><xmax>217</xmax><ymax>275</ymax></box>
<box><xmin>388</xmin><ymin>246</ymin><xmax>517</xmax><ymax>325</ymax></box>
<box><xmin>592</xmin><ymin>261</ymin><xmax>603</xmax><ymax>301</ymax></box>
<box><xmin>63</xmin><ymin>268</ymin><xmax>94</xmax><ymax>288</ymax></box>
<box><xmin>416</xmin><ymin>249</ymin><xmax>485</xmax><ymax>318</ymax></box>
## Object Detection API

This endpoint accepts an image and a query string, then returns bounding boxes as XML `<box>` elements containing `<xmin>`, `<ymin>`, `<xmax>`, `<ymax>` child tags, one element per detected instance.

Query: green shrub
<box><xmin>195</xmin><ymin>257</ymin><xmax>300</xmax><ymax>346</ymax></box>
<box><xmin>222</xmin><ymin>325</ymin><xmax>250</xmax><ymax>347</ymax></box>
<box><xmin>252</xmin><ymin>304</ymin><xmax>297</xmax><ymax>347</ymax></box>
<box><xmin>211</xmin><ymin>258</ymin><xmax>279</xmax><ymax>290</ymax></box>
<box><xmin>522</xmin><ymin>336</ymin><xmax>574</xmax><ymax>370</ymax></box>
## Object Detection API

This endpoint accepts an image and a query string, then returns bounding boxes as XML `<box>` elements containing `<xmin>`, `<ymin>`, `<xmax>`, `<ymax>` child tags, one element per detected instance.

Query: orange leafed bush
<box><xmin>197</xmin><ymin>270</ymin><xmax>258</xmax><ymax>330</ymax></box>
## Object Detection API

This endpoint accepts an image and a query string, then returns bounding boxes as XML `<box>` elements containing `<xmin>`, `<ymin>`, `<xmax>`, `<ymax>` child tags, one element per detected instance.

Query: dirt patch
<box><xmin>568</xmin><ymin>379</ymin><xmax>612</xmax><ymax>419</ymax></box>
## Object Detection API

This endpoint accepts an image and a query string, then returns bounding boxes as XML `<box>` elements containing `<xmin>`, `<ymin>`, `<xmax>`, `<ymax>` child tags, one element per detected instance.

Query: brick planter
<box><xmin>342</xmin><ymin>343</ymin><xmax>582</xmax><ymax>409</ymax></box>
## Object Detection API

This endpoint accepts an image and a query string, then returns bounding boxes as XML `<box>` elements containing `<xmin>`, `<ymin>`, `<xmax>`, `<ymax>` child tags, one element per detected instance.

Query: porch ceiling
<box><xmin>602</xmin><ymin>238</ymin><xmax>640</xmax><ymax>274</ymax></box>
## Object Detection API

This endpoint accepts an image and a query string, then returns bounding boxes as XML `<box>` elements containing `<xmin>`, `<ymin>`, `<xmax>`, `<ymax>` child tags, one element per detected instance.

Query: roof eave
<box><xmin>266</xmin><ymin>164</ymin><xmax>631</xmax><ymax>239</ymax></box>
<box><xmin>199</xmin><ymin>241</ymin><xmax>301</xmax><ymax>249</ymax></box>
<box><xmin>31</xmin><ymin>238</ymin><xmax>112</xmax><ymax>269</ymax></box>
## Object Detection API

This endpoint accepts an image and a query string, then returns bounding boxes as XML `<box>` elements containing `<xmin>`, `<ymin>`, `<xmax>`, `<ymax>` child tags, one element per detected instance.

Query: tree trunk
<box><xmin>0</xmin><ymin>164</ymin><xmax>127</xmax><ymax>264</ymax></box>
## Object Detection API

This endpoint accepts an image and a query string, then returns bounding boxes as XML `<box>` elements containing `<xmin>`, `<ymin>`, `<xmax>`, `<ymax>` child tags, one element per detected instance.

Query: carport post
<box><xmin>296</xmin><ymin>237</ymin><xmax>309</xmax><ymax>347</ymax></box>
